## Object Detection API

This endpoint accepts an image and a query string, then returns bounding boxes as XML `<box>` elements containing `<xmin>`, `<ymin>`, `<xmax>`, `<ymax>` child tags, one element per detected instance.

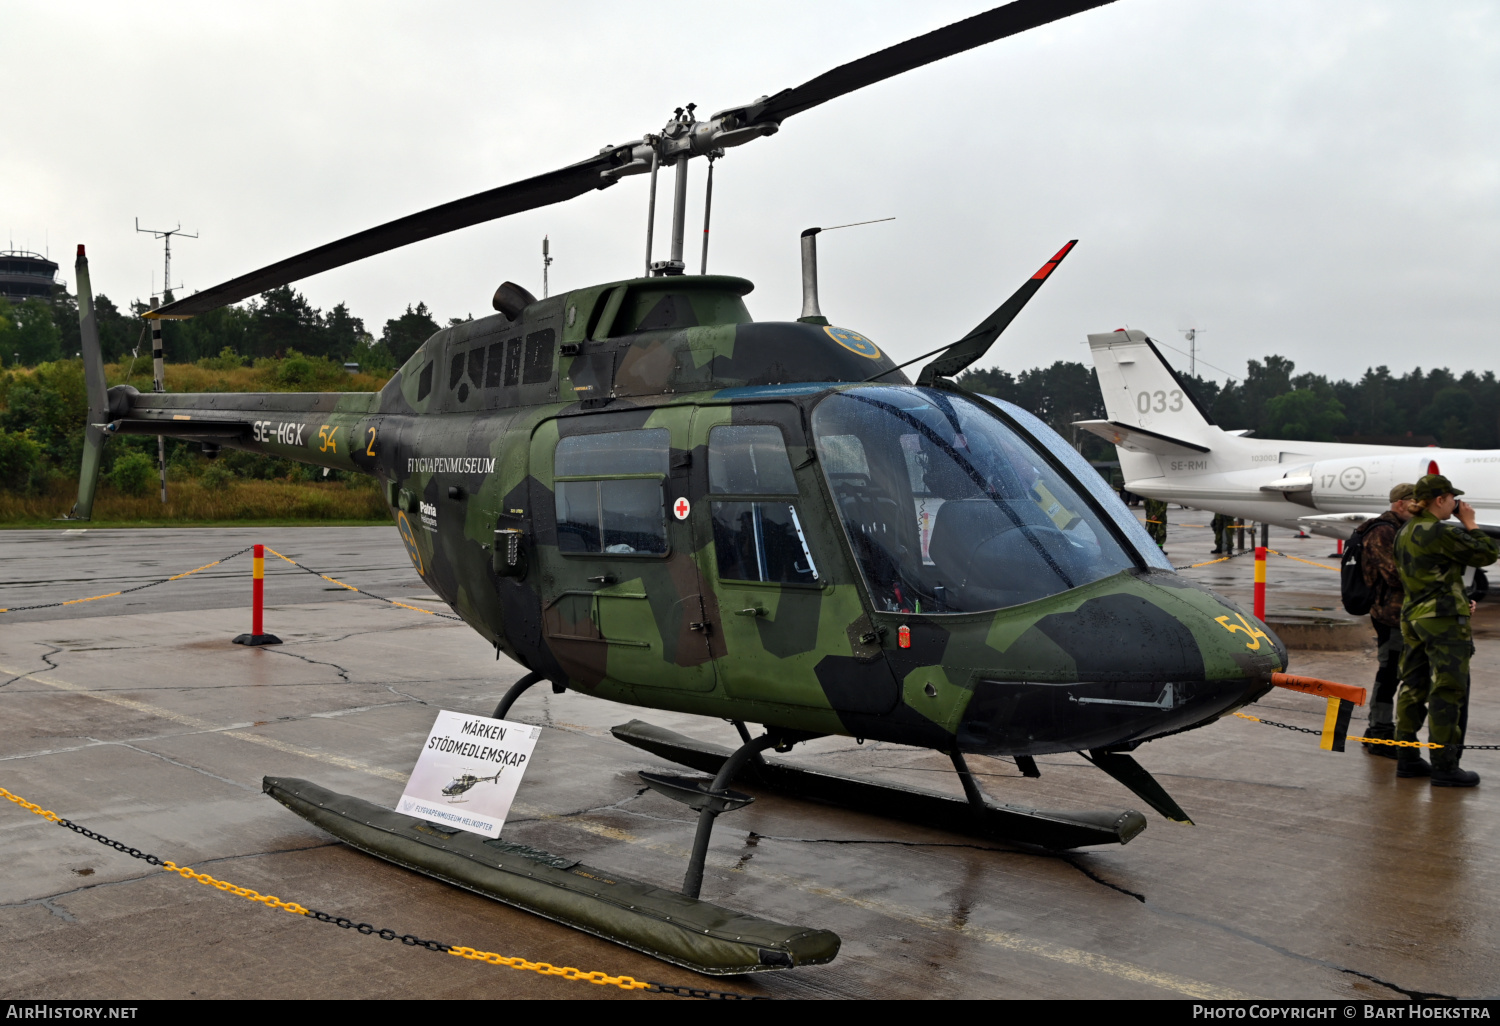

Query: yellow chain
<box><xmin>1</xmin><ymin>784</ymin><xmax>659</xmax><ymax>993</ymax></box>
<box><xmin>0</xmin><ymin>786</ymin><xmax>62</xmax><ymax>822</ymax></box>
<box><xmin>160</xmin><ymin>860</ymin><xmax>311</xmax><ymax>916</ymax></box>
<box><xmin>447</xmin><ymin>947</ymin><xmax>650</xmax><ymax>989</ymax></box>
<box><xmin>1265</xmin><ymin>548</ymin><xmax>1339</xmax><ymax>571</ymax></box>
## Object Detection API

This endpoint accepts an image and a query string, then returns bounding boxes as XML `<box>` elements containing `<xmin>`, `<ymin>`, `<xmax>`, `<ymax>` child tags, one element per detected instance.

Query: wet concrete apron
<box><xmin>1</xmin><ymin>523</ymin><xmax>1496</xmax><ymax>999</ymax></box>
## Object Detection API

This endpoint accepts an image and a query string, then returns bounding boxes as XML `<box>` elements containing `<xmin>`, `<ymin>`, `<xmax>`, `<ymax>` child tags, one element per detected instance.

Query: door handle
<box><xmin>689</xmin><ymin>621</ymin><xmax>714</xmax><ymax>634</ymax></box>
<box><xmin>587</xmin><ymin>574</ymin><xmax>616</xmax><ymax>585</ymax></box>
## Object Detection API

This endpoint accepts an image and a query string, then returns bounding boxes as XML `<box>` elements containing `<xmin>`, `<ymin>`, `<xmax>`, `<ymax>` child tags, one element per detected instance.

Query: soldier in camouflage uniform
<box><xmin>1356</xmin><ymin>482</ymin><xmax>1415</xmax><ymax>757</ymax></box>
<box><xmin>1210</xmin><ymin>512</ymin><xmax>1232</xmax><ymax>555</ymax></box>
<box><xmin>1144</xmin><ymin>498</ymin><xmax>1169</xmax><ymax>550</ymax></box>
<box><xmin>1394</xmin><ymin>474</ymin><xmax>1499</xmax><ymax>786</ymax></box>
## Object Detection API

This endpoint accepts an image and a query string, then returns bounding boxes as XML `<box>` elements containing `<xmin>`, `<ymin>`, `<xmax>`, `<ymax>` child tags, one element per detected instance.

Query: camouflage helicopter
<box><xmin>441</xmin><ymin>770</ymin><xmax>503</xmax><ymax>802</ymax></box>
<box><xmin>68</xmin><ymin>0</ymin><xmax>1303</xmax><ymax>974</ymax></box>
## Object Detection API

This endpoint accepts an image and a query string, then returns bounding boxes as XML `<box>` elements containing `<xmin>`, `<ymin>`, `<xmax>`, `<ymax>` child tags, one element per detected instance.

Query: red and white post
<box><xmin>232</xmin><ymin>544</ymin><xmax>282</xmax><ymax>646</ymax></box>
<box><xmin>1253</xmin><ymin>546</ymin><xmax>1267</xmax><ymax>621</ymax></box>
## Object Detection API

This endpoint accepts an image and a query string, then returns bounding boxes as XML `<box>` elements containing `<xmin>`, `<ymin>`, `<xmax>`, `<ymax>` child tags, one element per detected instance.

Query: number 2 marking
<box><xmin>366</xmin><ymin>427</ymin><xmax>377</xmax><ymax>457</ymax></box>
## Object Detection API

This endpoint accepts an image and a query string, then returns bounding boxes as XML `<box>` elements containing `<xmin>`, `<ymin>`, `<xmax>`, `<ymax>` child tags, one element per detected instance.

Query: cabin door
<box><xmin>530</xmin><ymin>408</ymin><xmax>720</xmax><ymax>693</ymax></box>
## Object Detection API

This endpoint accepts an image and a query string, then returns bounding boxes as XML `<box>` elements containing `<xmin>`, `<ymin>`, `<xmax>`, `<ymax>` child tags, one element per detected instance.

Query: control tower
<box><xmin>0</xmin><ymin>250</ymin><xmax>59</xmax><ymax>304</ymax></box>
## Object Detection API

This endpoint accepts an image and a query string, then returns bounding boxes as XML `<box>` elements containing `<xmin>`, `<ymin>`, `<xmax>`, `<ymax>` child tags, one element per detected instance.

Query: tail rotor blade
<box><xmin>68</xmin><ymin>244</ymin><xmax>108</xmax><ymax>521</ymax></box>
<box><xmin>916</xmin><ymin>239</ymin><xmax>1076</xmax><ymax>385</ymax></box>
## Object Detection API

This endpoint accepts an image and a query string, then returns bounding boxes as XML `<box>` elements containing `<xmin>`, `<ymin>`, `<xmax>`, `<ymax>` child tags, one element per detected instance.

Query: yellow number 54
<box><xmin>317</xmin><ymin>425</ymin><xmax>338</xmax><ymax>453</ymax></box>
<box><xmin>1214</xmin><ymin>612</ymin><xmax>1269</xmax><ymax>651</ymax></box>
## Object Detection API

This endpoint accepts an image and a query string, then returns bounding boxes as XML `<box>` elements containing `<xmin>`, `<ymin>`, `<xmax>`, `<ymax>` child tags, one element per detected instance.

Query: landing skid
<box><xmin>611</xmin><ymin>720</ymin><xmax>1148</xmax><ymax>850</ymax></box>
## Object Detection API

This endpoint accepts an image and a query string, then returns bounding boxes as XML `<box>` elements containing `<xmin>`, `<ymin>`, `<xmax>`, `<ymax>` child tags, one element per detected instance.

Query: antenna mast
<box><xmin>1179</xmin><ymin>327</ymin><xmax>1204</xmax><ymax>378</ymax></box>
<box><xmin>136</xmin><ymin>219</ymin><xmax>198</xmax><ymax>505</ymax></box>
<box><xmin>542</xmin><ymin>236</ymin><xmax>552</xmax><ymax>298</ymax></box>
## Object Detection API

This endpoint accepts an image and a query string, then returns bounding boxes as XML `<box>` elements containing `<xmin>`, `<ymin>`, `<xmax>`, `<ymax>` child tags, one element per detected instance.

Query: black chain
<box><xmin>1247</xmin><ymin>716</ymin><xmax>1322</xmax><ymax>737</ymax></box>
<box><xmin>49</xmin><ymin>811</ymin><xmax>763</xmax><ymax>999</ymax></box>
<box><xmin>54</xmin><ymin>817</ymin><xmax>165</xmax><ymax>866</ymax></box>
<box><xmin>0</xmin><ymin>546</ymin><xmax>254</xmax><ymax>614</ymax></box>
<box><xmin>270</xmin><ymin>553</ymin><xmax>463</xmax><ymax>621</ymax></box>
<box><xmin>305</xmin><ymin>908</ymin><xmax>451</xmax><ymax>950</ymax></box>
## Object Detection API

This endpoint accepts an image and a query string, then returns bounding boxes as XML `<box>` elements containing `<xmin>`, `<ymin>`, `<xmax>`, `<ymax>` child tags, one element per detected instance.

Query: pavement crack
<box><xmin>0</xmin><ymin>645</ymin><xmax>63</xmax><ymax>690</ymax></box>
<box><xmin>81</xmin><ymin>738</ymin><xmax>256</xmax><ymax>791</ymax></box>
<box><xmin>1059</xmin><ymin>855</ymin><xmax>1145</xmax><ymax>902</ymax></box>
<box><xmin>1129</xmin><ymin>891</ymin><xmax>1461</xmax><ymax>1000</ymax></box>
<box><xmin>264</xmin><ymin>647</ymin><xmax>353</xmax><ymax>684</ymax></box>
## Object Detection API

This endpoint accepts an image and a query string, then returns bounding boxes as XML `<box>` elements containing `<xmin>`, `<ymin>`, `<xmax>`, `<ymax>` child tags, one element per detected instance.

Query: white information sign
<box><xmin>398</xmin><ymin>709</ymin><xmax>540</xmax><ymax>838</ymax></box>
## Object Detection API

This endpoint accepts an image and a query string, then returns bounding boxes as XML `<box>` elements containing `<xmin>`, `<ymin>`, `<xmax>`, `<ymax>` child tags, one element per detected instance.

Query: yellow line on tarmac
<box><xmin>2</xmin><ymin>662</ymin><xmax>1245</xmax><ymax>999</ymax></box>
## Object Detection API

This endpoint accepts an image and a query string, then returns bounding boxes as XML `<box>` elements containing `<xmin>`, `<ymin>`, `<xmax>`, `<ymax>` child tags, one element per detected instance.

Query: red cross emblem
<box><xmin>673</xmin><ymin>497</ymin><xmax>691</xmax><ymax>520</ymax></box>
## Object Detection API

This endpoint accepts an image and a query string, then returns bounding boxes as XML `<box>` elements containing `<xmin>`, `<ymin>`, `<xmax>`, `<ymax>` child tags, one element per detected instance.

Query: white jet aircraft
<box><xmin>1074</xmin><ymin>330</ymin><xmax>1500</xmax><ymax>540</ymax></box>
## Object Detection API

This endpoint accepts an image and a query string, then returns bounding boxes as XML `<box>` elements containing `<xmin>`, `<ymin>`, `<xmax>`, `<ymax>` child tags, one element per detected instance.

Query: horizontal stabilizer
<box><xmin>1074</xmin><ymin>419</ymin><xmax>1209</xmax><ymax>456</ymax></box>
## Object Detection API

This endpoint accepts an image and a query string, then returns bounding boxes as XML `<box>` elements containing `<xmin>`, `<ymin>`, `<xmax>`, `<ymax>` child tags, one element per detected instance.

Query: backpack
<box><xmin>1339</xmin><ymin>520</ymin><xmax>1381</xmax><ymax>616</ymax></box>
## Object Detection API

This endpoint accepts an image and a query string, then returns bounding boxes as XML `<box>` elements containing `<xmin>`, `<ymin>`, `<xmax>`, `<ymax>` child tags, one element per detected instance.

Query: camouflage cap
<box><xmin>1414</xmin><ymin>474</ymin><xmax>1463</xmax><ymax>502</ymax></box>
<box><xmin>1389</xmin><ymin>482</ymin><xmax>1415</xmax><ymax>502</ymax></box>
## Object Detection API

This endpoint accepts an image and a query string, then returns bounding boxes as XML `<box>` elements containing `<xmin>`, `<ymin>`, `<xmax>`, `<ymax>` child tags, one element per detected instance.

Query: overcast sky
<box><xmin>5</xmin><ymin>0</ymin><xmax>1497</xmax><ymax>384</ymax></box>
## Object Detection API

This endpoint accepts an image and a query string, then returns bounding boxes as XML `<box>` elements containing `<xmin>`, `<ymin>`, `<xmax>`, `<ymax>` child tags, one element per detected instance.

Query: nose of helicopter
<box><xmin>951</xmin><ymin>570</ymin><xmax>1286</xmax><ymax>758</ymax></box>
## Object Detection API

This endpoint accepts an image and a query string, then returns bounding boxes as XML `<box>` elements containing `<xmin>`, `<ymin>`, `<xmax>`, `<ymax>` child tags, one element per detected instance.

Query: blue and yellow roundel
<box><xmin>824</xmin><ymin>325</ymin><xmax>882</xmax><ymax>360</ymax></box>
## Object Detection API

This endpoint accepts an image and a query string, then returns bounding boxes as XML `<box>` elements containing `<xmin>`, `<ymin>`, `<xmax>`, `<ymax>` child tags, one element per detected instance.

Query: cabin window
<box><xmin>811</xmin><ymin>386</ymin><xmax>1135</xmax><ymax>613</ymax></box>
<box><xmin>554</xmin><ymin>428</ymin><xmax>669</xmax><ymax>556</ymax></box>
<box><xmin>708</xmin><ymin>425</ymin><xmax>797</xmax><ymax>494</ymax></box>
<box><xmin>707</xmin><ymin>425</ymin><xmax>815</xmax><ymax>583</ymax></box>
<box><xmin>468</xmin><ymin>346</ymin><xmax>485</xmax><ymax>388</ymax></box>
<box><xmin>449</xmin><ymin>352</ymin><xmax>464</xmax><ymax>389</ymax></box>
<box><xmin>416</xmin><ymin>361</ymin><xmax>433</xmax><ymax>402</ymax></box>
<box><xmin>484</xmin><ymin>342</ymin><xmax>504</xmax><ymax>387</ymax></box>
<box><xmin>523</xmin><ymin>328</ymin><xmax>555</xmax><ymax>384</ymax></box>
<box><xmin>710</xmin><ymin>502</ymin><xmax>818</xmax><ymax>583</ymax></box>
<box><xmin>504</xmin><ymin>338</ymin><xmax>522</xmax><ymax>386</ymax></box>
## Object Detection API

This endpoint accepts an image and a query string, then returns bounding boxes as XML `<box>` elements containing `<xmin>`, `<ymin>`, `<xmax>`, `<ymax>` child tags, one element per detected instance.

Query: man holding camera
<box><xmin>1393</xmin><ymin>474</ymin><xmax>1498</xmax><ymax>786</ymax></box>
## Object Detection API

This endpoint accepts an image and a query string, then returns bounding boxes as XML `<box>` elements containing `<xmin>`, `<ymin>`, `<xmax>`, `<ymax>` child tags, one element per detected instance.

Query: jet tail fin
<box><xmin>64</xmin><ymin>245</ymin><xmax>109</xmax><ymax>521</ymax></box>
<box><xmin>1087</xmin><ymin>330</ymin><xmax>1216</xmax><ymax>446</ymax></box>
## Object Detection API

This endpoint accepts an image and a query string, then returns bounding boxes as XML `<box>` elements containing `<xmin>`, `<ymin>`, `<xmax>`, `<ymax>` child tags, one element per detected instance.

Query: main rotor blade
<box><xmin>152</xmin><ymin>155</ymin><xmax>614</xmax><ymax>319</ymax></box>
<box><xmin>754</xmin><ymin>0</ymin><xmax>1116</xmax><ymax>124</ymax></box>
<box><xmin>915</xmin><ymin>239</ymin><xmax>1076</xmax><ymax>385</ymax></box>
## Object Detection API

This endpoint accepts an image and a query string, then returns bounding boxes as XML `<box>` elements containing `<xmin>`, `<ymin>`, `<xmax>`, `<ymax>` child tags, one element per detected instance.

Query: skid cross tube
<box><xmin>682</xmin><ymin>732</ymin><xmax>781</xmax><ymax>899</ymax></box>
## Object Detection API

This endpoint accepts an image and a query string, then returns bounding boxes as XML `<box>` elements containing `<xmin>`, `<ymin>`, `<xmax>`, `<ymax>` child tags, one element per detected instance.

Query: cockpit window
<box><xmin>811</xmin><ymin>386</ymin><xmax>1137</xmax><ymax>613</ymax></box>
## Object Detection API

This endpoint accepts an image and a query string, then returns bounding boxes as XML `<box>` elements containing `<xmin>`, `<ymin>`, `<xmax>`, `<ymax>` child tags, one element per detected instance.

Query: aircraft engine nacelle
<box><xmin>1308</xmin><ymin>452</ymin><xmax>1442</xmax><ymax>512</ymax></box>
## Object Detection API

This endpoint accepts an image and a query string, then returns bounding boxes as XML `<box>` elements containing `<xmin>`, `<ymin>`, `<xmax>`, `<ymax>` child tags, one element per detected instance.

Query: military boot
<box><xmin>1395</xmin><ymin>748</ymin><xmax>1431</xmax><ymax>778</ymax></box>
<box><xmin>1362</xmin><ymin>722</ymin><xmax>1399</xmax><ymax>759</ymax></box>
<box><xmin>1431</xmin><ymin>766</ymin><xmax>1480</xmax><ymax>787</ymax></box>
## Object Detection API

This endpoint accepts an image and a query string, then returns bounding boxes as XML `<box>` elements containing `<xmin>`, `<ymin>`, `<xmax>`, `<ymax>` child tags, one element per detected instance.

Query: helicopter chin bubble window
<box><xmin>554</xmin><ymin>429</ymin><xmax>670</xmax><ymax>556</ymax></box>
<box><xmin>811</xmin><ymin>386</ymin><xmax>1137</xmax><ymax>614</ymax></box>
<box><xmin>707</xmin><ymin>425</ymin><xmax>819</xmax><ymax>584</ymax></box>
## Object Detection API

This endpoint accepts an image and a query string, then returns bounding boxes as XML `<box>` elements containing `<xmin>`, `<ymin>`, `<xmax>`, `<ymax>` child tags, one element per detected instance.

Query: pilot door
<box><xmin>693</xmin><ymin>404</ymin><xmax>899</xmax><ymax>713</ymax></box>
<box><xmin>530</xmin><ymin>408</ymin><xmax>720</xmax><ymax>692</ymax></box>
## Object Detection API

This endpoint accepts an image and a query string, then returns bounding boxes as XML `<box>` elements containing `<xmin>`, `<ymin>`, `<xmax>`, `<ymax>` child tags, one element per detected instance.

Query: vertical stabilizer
<box><xmin>67</xmin><ymin>245</ymin><xmax>108</xmax><ymax>520</ymax></box>
<box><xmin>1087</xmin><ymin>330</ymin><xmax>1215</xmax><ymax>440</ymax></box>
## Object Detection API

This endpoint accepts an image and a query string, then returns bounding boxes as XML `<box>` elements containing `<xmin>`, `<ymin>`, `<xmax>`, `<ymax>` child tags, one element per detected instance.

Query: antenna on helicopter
<box><xmin>136</xmin><ymin>219</ymin><xmax>198</xmax><ymax>505</ymax></box>
<box><xmin>797</xmin><ymin>218</ymin><xmax>895</xmax><ymax>325</ymax></box>
<box><xmin>542</xmin><ymin>235</ymin><xmax>552</xmax><ymax>298</ymax></box>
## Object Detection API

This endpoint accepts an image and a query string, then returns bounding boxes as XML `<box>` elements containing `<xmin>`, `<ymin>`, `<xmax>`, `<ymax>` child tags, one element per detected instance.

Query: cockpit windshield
<box><xmin>811</xmin><ymin>386</ymin><xmax>1138</xmax><ymax>613</ymax></box>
